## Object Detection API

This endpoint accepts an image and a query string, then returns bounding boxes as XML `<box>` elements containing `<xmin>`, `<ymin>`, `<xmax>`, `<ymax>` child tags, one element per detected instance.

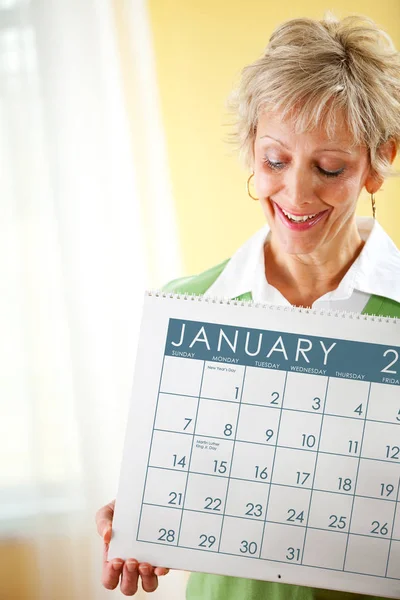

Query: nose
<box><xmin>284</xmin><ymin>164</ymin><xmax>313</xmax><ymax>210</ymax></box>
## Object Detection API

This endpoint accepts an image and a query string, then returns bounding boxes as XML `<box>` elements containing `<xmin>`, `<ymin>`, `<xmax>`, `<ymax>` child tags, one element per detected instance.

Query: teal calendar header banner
<box><xmin>164</xmin><ymin>319</ymin><xmax>400</xmax><ymax>386</ymax></box>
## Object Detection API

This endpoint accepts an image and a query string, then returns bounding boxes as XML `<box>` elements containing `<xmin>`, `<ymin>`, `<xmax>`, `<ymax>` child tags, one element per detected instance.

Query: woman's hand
<box><xmin>96</xmin><ymin>500</ymin><xmax>170</xmax><ymax>595</ymax></box>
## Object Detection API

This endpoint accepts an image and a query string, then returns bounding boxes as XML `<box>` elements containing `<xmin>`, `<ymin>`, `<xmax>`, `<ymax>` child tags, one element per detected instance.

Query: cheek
<box><xmin>325</xmin><ymin>179</ymin><xmax>360</xmax><ymax>212</ymax></box>
<box><xmin>254</xmin><ymin>171</ymin><xmax>279</xmax><ymax>198</ymax></box>
<box><xmin>255</xmin><ymin>176</ymin><xmax>276</xmax><ymax>218</ymax></box>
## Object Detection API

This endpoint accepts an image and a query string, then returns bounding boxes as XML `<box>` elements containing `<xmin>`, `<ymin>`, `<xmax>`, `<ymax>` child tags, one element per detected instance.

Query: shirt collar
<box><xmin>204</xmin><ymin>224</ymin><xmax>268</xmax><ymax>300</ymax></box>
<box><xmin>204</xmin><ymin>217</ymin><xmax>400</xmax><ymax>304</ymax></box>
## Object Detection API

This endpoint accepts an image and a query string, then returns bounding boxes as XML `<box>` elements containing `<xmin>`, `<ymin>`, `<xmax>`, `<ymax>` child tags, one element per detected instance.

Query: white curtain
<box><xmin>0</xmin><ymin>0</ymin><xmax>185</xmax><ymax>598</ymax></box>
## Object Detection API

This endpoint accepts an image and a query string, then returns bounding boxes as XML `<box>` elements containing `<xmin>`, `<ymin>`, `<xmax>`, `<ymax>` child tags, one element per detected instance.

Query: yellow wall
<box><xmin>147</xmin><ymin>0</ymin><xmax>400</xmax><ymax>276</ymax></box>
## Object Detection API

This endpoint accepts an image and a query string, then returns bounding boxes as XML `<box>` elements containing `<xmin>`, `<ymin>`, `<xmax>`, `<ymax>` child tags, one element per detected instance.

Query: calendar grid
<box><xmin>385</xmin><ymin>477</ymin><xmax>400</xmax><ymax>576</ymax></box>
<box><xmin>137</xmin><ymin>537</ymin><xmax>400</xmax><ymax>581</ymax></box>
<box><xmin>115</xmin><ymin>300</ymin><xmax>400</xmax><ymax>600</ymax></box>
<box><xmin>136</xmin><ymin>354</ymin><xmax>166</xmax><ymax>542</ymax></box>
<box><xmin>137</xmin><ymin>323</ymin><xmax>400</xmax><ymax>585</ymax></box>
<box><xmin>142</xmin><ymin>469</ymin><xmax>399</xmax><ymax>505</ymax></box>
<box><xmin>176</xmin><ymin>361</ymin><xmax>206</xmax><ymax>546</ymax></box>
<box><xmin>140</xmin><ymin>501</ymin><xmax>400</xmax><ymax>543</ymax></box>
<box><xmin>159</xmin><ymin>390</ymin><xmax>399</xmax><ymax>427</ymax></box>
<box><xmin>217</xmin><ymin>366</ymin><xmax>247</xmax><ymax>552</ymax></box>
<box><xmin>300</xmin><ymin>377</ymin><xmax>330</xmax><ymax>564</ymax></box>
<box><xmin>342</xmin><ymin>381</ymin><xmax>372</xmax><ymax>571</ymax></box>
<box><xmin>259</xmin><ymin>371</ymin><xmax>288</xmax><ymax>559</ymax></box>
<box><xmin>148</xmin><ymin>432</ymin><xmax>400</xmax><ymax>465</ymax></box>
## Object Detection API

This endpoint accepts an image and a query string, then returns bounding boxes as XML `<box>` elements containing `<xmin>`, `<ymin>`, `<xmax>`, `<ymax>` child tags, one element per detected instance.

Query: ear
<box><xmin>365</xmin><ymin>139</ymin><xmax>397</xmax><ymax>194</ymax></box>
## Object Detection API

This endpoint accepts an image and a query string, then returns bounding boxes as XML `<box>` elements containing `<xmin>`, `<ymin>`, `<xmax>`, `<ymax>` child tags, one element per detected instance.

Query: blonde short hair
<box><xmin>229</xmin><ymin>14</ymin><xmax>400</xmax><ymax>179</ymax></box>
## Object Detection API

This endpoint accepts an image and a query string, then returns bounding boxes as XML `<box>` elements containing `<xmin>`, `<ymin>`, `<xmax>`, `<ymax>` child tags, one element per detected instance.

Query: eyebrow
<box><xmin>259</xmin><ymin>134</ymin><xmax>353</xmax><ymax>155</ymax></box>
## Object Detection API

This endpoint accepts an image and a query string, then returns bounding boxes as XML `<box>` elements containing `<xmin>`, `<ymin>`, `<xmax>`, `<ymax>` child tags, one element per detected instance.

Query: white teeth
<box><xmin>282</xmin><ymin>208</ymin><xmax>318</xmax><ymax>222</ymax></box>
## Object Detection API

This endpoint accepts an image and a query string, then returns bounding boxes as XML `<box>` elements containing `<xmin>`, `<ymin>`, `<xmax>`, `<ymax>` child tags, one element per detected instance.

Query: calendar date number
<box><xmin>286</xmin><ymin>547</ymin><xmax>301</xmax><ymax>562</ymax></box>
<box><xmin>240</xmin><ymin>540</ymin><xmax>258</xmax><ymax>555</ymax></box>
<box><xmin>204</xmin><ymin>497</ymin><xmax>222</xmax><ymax>511</ymax></box>
<box><xmin>245</xmin><ymin>503</ymin><xmax>263</xmax><ymax>517</ymax></box>
<box><xmin>371</xmin><ymin>521</ymin><xmax>389</xmax><ymax>536</ymax></box>
<box><xmin>199</xmin><ymin>534</ymin><xmax>216</xmax><ymax>548</ymax></box>
<box><xmin>168</xmin><ymin>491</ymin><xmax>182</xmax><ymax>505</ymax></box>
<box><xmin>385</xmin><ymin>445</ymin><xmax>400</xmax><ymax>460</ymax></box>
<box><xmin>329</xmin><ymin>515</ymin><xmax>347</xmax><ymax>529</ymax></box>
<box><xmin>380</xmin><ymin>483</ymin><xmax>394</xmax><ymax>497</ymax></box>
<box><xmin>381</xmin><ymin>349</ymin><xmax>399</xmax><ymax>375</ymax></box>
<box><xmin>158</xmin><ymin>528</ymin><xmax>176</xmax><ymax>542</ymax></box>
<box><xmin>173</xmin><ymin>454</ymin><xmax>187</xmax><ymax>468</ymax></box>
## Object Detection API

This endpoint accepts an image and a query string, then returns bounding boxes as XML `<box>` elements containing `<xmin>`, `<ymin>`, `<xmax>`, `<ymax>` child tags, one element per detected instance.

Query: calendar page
<box><xmin>109</xmin><ymin>292</ymin><xmax>400</xmax><ymax>598</ymax></box>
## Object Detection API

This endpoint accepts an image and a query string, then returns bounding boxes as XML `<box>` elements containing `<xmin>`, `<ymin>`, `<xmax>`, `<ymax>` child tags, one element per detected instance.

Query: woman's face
<box><xmin>253</xmin><ymin>109</ymin><xmax>376</xmax><ymax>256</ymax></box>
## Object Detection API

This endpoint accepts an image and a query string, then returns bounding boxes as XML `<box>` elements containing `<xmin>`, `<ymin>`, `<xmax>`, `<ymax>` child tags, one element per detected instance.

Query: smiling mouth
<box><xmin>281</xmin><ymin>208</ymin><xmax>319</xmax><ymax>222</ymax></box>
<box><xmin>273</xmin><ymin>201</ymin><xmax>329</xmax><ymax>230</ymax></box>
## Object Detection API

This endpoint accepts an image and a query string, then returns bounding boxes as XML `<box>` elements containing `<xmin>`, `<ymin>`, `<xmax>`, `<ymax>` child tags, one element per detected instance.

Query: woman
<box><xmin>96</xmin><ymin>13</ymin><xmax>400</xmax><ymax>598</ymax></box>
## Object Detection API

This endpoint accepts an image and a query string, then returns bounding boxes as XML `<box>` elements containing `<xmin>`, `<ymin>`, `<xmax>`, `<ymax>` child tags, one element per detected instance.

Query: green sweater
<box><xmin>163</xmin><ymin>258</ymin><xmax>400</xmax><ymax>600</ymax></box>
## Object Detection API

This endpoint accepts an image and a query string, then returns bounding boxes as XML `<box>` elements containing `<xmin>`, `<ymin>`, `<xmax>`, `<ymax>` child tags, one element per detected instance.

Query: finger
<box><xmin>120</xmin><ymin>560</ymin><xmax>139</xmax><ymax>596</ymax></box>
<box><xmin>139</xmin><ymin>563</ymin><xmax>158</xmax><ymax>593</ymax></box>
<box><xmin>102</xmin><ymin>558</ymin><xmax>124</xmax><ymax>591</ymax></box>
<box><xmin>101</xmin><ymin>523</ymin><xmax>112</xmax><ymax>544</ymax></box>
<box><xmin>154</xmin><ymin>567</ymin><xmax>170</xmax><ymax>576</ymax></box>
<box><xmin>96</xmin><ymin>500</ymin><xmax>116</xmax><ymax>540</ymax></box>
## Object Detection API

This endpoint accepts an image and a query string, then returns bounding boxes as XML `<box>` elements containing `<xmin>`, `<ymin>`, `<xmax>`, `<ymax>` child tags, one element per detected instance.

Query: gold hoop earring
<box><xmin>246</xmin><ymin>173</ymin><xmax>259</xmax><ymax>201</ymax></box>
<box><xmin>371</xmin><ymin>193</ymin><xmax>376</xmax><ymax>219</ymax></box>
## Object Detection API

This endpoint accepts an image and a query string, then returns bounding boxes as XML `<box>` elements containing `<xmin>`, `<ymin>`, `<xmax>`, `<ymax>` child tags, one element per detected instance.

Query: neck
<box><xmin>265</xmin><ymin>223</ymin><xmax>364</xmax><ymax>307</ymax></box>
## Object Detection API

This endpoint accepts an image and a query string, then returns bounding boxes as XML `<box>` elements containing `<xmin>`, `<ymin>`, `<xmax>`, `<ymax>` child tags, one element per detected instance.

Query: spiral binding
<box><xmin>146</xmin><ymin>290</ymin><xmax>399</xmax><ymax>325</ymax></box>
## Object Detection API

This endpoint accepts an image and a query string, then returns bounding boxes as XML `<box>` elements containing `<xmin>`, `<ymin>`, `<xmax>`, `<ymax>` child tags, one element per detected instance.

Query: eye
<box><xmin>318</xmin><ymin>166</ymin><xmax>345</xmax><ymax>178</ymax></box>
<box><xmin>263</xmin><ymin>155</ymin><xmax>345</xmax><ymax>178</ymax></box>
<box><xmin>263</xmin><ymin>157</ymin><xmax>285</xmax><ymax>170</ymax></box>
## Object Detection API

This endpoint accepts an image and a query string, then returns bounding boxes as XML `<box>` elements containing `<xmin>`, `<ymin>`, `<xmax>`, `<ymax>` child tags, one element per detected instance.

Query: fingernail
<box><xmin>112</xmin><ymin>561</ymin><xmax>123</xmax><ymax>570</ymax></box>
<box><xmin>103</xmin><ymin>524</ymin><xmax>112</xmax><ymax>538</ymax></box>
<box><xmin>126</xmin><ymin>560</ymin><xmax>138</xmax><ymax>573</ymax></box>
<box><xmin>140</xmin><ymin>565</ymin><xmax>150</xmax><ymax>575</ymax></box>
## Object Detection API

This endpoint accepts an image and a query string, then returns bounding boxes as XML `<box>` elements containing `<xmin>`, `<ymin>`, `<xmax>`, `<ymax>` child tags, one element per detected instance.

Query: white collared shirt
<box><xmin>205</xmin><ymin>217</ymin><xmax>400</xmax><ymax>311</ymax></box>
